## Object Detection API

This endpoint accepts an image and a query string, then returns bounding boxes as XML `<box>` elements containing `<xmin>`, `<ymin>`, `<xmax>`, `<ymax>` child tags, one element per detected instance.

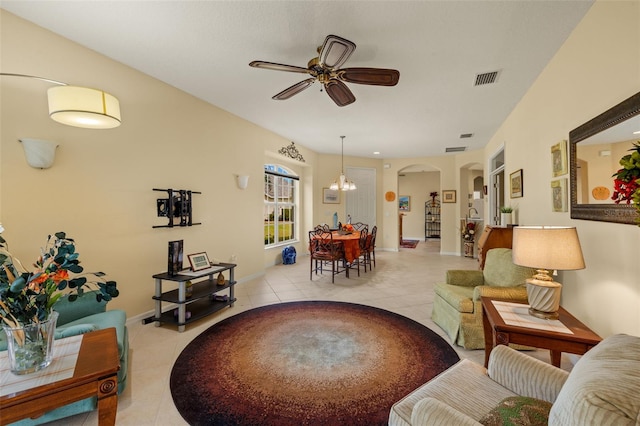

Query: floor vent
<box><xmin>446</xmin><ymin>146</ymin><xmax>467</xmax><ymax>153</ymax></box>
<box><xmin>474</xmin><ymin>71</ymin><xmax>499</xmax><ymax>86</ymax></box>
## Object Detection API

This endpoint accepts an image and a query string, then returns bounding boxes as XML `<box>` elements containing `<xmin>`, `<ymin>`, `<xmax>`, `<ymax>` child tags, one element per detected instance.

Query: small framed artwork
<box><xmin>399</xmin><ymin>195</ymin><xmax>411</xmax><ymax>211</ymax></box>
<box><xmin>551</xmin><ymin>140</ymin><xmax>568</xmax><ymax>177</ymax></box>
<box><xmin>510</xmin><ymin>169</ymin><xmax>524</xmax><ymax>198</ymax></box>
<box><xmin>322</xmin><ymin>188</ymin><xmax>340</xmax><ymax>204</ymax></box>
<box><xmin>442</xmin><ymin>190</ymin><xmax>457</xmax><ymax>203</ymax></box>
<box><xmin>187</xmin><ymin>252</ymin><xmax>211</xmax><ymax>271</ymax></box>
<box><xmin>551</xmin><ymin>178</ymin><xmax>568</xmax><ymax>212</ymax></box>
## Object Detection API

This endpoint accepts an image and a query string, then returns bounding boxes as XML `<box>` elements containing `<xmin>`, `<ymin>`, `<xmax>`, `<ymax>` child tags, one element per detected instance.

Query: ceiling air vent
<box><xmin>460</xmin><ymin>133</ymin><xmax>474</xmax><ymax>139</ymax></box>
<box><xmin>446</xmin><ymin>146</ymin><xmax>467</xmax><ymax>153</ymax></box>
<box><xmin>474</xmin><ymin>71</ymin><xmax>499</xmax><ymax>86</ymax></box>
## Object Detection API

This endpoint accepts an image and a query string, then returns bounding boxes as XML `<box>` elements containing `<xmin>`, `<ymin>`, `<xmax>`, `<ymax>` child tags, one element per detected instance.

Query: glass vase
<box><xmin>2</xmin><ymin>311</ymin><xmax>58</xmax><ymax>375</ymax></box>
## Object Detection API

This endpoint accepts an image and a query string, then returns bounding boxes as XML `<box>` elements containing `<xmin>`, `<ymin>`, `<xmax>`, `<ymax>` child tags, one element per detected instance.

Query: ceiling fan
<box><xmin>249</xmin><ymin>34</ymin><xmax>400</xmax><ymax>107</ymax></box>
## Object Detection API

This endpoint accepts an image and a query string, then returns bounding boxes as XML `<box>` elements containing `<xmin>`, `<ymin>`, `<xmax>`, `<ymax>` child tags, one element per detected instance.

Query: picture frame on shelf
<box><xmin>398</xmin><ymin>195</ymin><xmax>411</xmax><ymax>211</ymax></box>
<box><xmin>187</xmin><ymin>252</ymin><xmax>211</xmax><ymax>271</ymax></box>
<box><xmin>442</xmin><ymin>190</ymin><xmax>456</xmax><ymax>203</ymax></box>
<box><xmin>551</xmin><ymin>178</ymin><xmax>568</xmax><ymax>212</ymax></box>
<box><xmin>551</xmin><ymin>139</ymin><xmax>568</xmax><ymax>177</ymax></box>
<box><xmin>322</xmin><ymin>188</ymin><xmax>340</xmax><ymax>204</ymax></box>
<box><xmin>510</xmin><ymin>169</ymin><xmax>524</xmax><ymax>198</ymax></box>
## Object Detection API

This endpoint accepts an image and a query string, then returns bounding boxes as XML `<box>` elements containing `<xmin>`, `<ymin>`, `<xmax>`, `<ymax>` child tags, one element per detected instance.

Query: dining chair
<box><xmin>351</xmin><ymin>222</ymin><xmax>368</xmax><ymax>232</ymax></box>
<box><xmin>314</xmin><ymin>224</ymin><xmax>331</xmax><ymax>232</ymax></box>
<box><xmin>345</xmin><ymin>228</ymin><xmax>368</xmax><ymax>277</ymax></box>
<box><xmin>364</xmin><ymin>225</ymin><xmax>377</xmax><ymax>270</ymax></box>
<box><xmin>309</xmin><ymin>229</ymin><xmax>348</xmax><ymax>283</ymax></box>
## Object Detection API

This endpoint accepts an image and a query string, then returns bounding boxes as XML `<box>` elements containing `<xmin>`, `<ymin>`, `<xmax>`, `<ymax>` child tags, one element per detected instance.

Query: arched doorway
<box><xmin>398</xmin><ymin>164</ymin><xmax>441</xmax><ymax>249</ymax></box>
<box><xmin>459</xmin><ymin>162</ymin><xmax>484</xmax><ymax>258</ymax></box>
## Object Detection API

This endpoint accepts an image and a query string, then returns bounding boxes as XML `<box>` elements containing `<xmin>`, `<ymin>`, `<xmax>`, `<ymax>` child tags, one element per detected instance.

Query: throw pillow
<box><xmin>479</xmin><ymin>396</ymin><xmax>552</xmax><ymax>426</ymax></box>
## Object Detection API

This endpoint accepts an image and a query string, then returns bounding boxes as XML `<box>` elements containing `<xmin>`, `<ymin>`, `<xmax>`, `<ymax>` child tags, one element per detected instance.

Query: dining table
<box><xmin>329</xmin><ymin>231</ymin><xmax>361</xmax><ymax>264</ymax></box>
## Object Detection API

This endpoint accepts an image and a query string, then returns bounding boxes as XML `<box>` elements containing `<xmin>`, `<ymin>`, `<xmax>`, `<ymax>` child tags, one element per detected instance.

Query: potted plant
<box><xmin>0</xmin><ymin>229</ymin><xmax>119</xmax><ymax>374</ymax></box>
<box><xmin>612</xmin><ymin>141</ymin><xmax>640</xmax><ymax>226</ymax></box>
<box><xmin>500</xmin><ymin>206</ymin><xmax>513</xmax><ymax>227</ymax></box>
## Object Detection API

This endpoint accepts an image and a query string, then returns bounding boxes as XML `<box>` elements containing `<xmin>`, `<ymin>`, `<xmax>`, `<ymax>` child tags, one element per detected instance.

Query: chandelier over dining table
<box><xmin>330</xmin><ymin>136</ymin><xmax>357</xmax><ymax>191</ymax></box>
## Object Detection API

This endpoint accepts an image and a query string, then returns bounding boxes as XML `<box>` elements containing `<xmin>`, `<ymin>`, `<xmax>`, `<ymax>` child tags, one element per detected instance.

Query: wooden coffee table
<box><xmin>481</xmin><ymin>297</ymin><xmax>602</xmax><ymax>368</ymax></box>
<box><xmin>0</xmin><ymin>328</ymin><xmax>120</xmax><ymax>425</ymax></box>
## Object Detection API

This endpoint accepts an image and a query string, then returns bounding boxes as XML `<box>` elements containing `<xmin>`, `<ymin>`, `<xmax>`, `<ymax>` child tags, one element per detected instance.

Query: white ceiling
<box><xmin>1</xmin><ymin>1</ymin><xmax>594</xmax><ymax>158</ymax></box>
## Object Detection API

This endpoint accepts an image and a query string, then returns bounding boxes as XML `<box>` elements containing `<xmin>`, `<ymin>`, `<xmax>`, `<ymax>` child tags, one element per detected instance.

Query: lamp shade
<box><xmin>512</xmin><ymin>226</ymin><xmax>585</xmax><ymax>271</ymax></box>
<box><xmin>47</xmin><ymin>86</ymin><xmax>121</xmax><ymax>129</ymax></box>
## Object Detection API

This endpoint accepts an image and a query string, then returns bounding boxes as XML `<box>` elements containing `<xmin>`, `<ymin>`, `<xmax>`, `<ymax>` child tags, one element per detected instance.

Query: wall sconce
<box><xmin>236</xmin><ymin>175</ymin><xmax>250</xmax><ymax>190</ymax></box>
<box><xmin>1</xmin><ymin>73</ymin><xmax>121</xmax><ymax>129</ymax></box>
<box><xmin>19</xmin><ymin>138</ymin><xmax>59</xmax><ymax>169</ymax></box>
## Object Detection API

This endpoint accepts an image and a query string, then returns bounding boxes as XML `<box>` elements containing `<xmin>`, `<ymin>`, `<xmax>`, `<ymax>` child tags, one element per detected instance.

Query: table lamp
<box><xmin>512</xmin><ymin>226</ymin><xmax>585</xmax><ymax>319</ymax></box>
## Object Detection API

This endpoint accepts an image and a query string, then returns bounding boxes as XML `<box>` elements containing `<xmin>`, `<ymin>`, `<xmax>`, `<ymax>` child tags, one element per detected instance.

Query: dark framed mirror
<box><xmin>570</xmin><ymin>91</ymin><xmax>640</xmax><ymax>224</ymax></box>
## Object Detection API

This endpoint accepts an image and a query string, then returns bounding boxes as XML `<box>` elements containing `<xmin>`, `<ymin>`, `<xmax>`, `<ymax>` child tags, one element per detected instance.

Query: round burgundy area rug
<box><xmin>170</xmin><ymin>301</ymin><xmax>459</xmax><ymax>426</ymax></box>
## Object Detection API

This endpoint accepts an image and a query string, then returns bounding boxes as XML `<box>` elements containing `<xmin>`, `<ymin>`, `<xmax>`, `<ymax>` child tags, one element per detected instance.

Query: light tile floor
<box><xmin>48</xmin><ymin>241</ymin><xmax>572</xmax><ymax>425</ymax></box>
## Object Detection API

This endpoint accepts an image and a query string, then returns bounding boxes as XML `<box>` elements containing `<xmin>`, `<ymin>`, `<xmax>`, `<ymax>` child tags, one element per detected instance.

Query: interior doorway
<box><xmin>397</xmin><ymin>165</ymin><xmax>441</xmax><ymax>248</ymax></box>
<box><xmin>489</xmin><ymin>147</ymin><xmax>505</xmax><ymax>226</ymax></box>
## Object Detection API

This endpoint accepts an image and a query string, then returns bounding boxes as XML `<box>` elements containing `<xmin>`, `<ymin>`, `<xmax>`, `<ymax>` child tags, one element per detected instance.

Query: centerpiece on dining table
<box><xmin>338</xmin><ymin>224</ymin><xmax>355</xmax><ymax>235</ymax></box>
<box><xmin>0</xmin><ymin>229</ymin><xmax>119</xmax><ymax>375</ymax></box>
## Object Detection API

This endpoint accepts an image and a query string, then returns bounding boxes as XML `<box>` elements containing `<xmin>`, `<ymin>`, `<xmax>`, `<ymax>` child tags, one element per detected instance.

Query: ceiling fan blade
<box><xmin>324</xmin><ymin>79</ymin><xmax>355</xmax><ymax>107</ymax></box>
<box><xmin>337</xmin><ymin>68</ymin><xmax>400</xmax><ymax>86</ymax></box>
<box><xmin>249</xmin><ymin>60</ymin><xmax>311</xmax><ymax>74</ymax></box>
<box><xmin>319</xmin><ymin>35</ymin><xmax>356</xmax><ymax>70</ymax></box>
<box><xmin>273</xmin><ymin>78</ymin><xmax>316</xmax><ymax>100</ymax></box>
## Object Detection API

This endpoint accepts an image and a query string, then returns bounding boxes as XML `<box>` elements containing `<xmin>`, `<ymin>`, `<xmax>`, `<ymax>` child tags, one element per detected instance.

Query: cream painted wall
<box><xmin>484</xmin><ymin>1</ymin><xmax>640</xmax><ymax>337</ymax></box>
<box><xmin>0</xmin><ymin>11</ymin><xmax>317</xmax><ymax>319</ymax></box>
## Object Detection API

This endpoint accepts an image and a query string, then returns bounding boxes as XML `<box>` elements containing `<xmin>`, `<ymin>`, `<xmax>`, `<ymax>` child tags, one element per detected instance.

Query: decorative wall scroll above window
<box><xmin>153</xmin><ymin>188</ymin><xmax>201</xmax><ymax>228</ymax></box>
<box><xmin>278</xmin><ymin>142</ymin><xmax>305</xmax><ymax>162</ymax></box>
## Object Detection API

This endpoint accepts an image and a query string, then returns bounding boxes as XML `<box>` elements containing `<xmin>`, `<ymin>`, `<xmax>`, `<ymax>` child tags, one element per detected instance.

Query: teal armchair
<box><xmin>431</xmin><ymin>248</ymin><xmax>535</xmax><ymax>349</ymax></box>
<box><xmin>1</xmin><ymin>290</ymin><xmax>128</xmax><ymax>425</ymax></box>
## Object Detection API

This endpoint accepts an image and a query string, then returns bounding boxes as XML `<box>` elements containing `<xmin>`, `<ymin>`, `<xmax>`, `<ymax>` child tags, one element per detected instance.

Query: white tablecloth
<box><xmin>1</xmin><ymin>334</ymin><xmax>83</xmax><ymax>397</ymax></box>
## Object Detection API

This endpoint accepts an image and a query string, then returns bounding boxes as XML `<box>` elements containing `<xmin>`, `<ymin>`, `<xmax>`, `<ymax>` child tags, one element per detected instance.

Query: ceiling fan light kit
<box><xmin>250</xmin><ymin>34</ymin><xmax>399</xmax><ymax>107</ymax></box>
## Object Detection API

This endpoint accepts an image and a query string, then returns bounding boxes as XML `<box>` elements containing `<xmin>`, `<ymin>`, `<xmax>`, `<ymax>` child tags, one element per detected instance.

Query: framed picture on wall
<box><xmin>551</xmin><ymin>178</ymin><xmax>568</xmax><ymax>212</ymax></box>
<box><xmin>322</xmin><ymin>188</ymin><xmax>340</xmax><ymax>204</ymax></box>
<box><xmin>510</xmin><ymin>169</ymin><xmax>524</xmax><ymax>198</ymax></box>
<box><xmin>442</xmin><ymin>190</ymin><xmax>456</xmax><ymax>203</ymax></box>
<box><xmin>551</xmin><ymin>140</ymin><xmax>568</xmax><ymax>177</ymax></box>
<box><xmin>398</xmin><ymin>195</ymin><xmax>411</xmax><ymax>211</ymax></box>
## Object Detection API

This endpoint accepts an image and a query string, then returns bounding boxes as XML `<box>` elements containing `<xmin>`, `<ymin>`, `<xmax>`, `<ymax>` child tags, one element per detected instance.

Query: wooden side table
<box><xmin>0</xmin><ymin>328</ymin><xmax>120</xmax><ymax>425</ymax></box>
<box><xmin>481</xmin><ymin>297</ymin><xmax>602</xmax><ymax>368</ymax></box>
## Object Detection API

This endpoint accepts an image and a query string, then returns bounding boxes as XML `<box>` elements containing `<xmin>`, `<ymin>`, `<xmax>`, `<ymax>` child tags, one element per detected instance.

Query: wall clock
<box><xmin>385</xmin><ymin>191</ymin><xmax>396</xmax><ymax>202</ymax></box>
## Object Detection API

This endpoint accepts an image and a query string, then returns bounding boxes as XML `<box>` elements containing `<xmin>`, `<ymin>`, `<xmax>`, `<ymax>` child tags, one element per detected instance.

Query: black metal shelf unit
<box><xmin>144</xmin><ymin>263</ymin><xmax>237</xmax><ymax>332</ymax></box>
<box><xmin>425</xmin><ymin>199</ymin><xmax>441</xmax><ymax>240</ymax></box>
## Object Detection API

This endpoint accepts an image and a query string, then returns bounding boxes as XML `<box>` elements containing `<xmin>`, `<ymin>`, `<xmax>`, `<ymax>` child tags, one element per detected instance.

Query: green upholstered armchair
<box><xmin>431</xmin><ymin>248</ymin><xmax>535</xmax><ymax>349</ymax></box>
